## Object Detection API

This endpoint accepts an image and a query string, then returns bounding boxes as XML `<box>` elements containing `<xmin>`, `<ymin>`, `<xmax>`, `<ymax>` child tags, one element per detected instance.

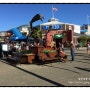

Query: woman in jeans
<box><xmin>87</xmin><ymin>42</ymin><xmax>90</xmax><ymax>55</ymax></box>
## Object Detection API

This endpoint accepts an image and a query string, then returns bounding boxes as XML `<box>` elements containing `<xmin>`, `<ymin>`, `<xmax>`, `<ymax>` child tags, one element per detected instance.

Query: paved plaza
<box><xmin>0</xmin><ymin>47</ymin><xmax>90</xmax><ymax>87</ymax></box>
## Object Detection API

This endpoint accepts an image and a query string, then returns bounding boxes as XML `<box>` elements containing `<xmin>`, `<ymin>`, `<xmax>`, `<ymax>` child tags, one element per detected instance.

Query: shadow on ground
<box><xmin>75</xmin><ymin>67</ymin><xmax>90</xmax><ymax>72</ymax></box>
<box><xmin>0</xmin><ymin>59</ymin><xmax>64</xmax><ymax>87</ymax></box>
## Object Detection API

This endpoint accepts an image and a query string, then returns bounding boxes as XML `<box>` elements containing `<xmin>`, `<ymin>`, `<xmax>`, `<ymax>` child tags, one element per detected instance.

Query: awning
<box><xmin>54</xmin><ymin>34</ymin><xmax>64</xmax><ymax>39</ymax></box>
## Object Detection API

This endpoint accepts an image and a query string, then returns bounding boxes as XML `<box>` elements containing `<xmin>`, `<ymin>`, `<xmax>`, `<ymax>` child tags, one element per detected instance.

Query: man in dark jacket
<box><xmin>0</xmin><ymin>43</ymin><xmax>2</xmax><ymax>58</ymax></box>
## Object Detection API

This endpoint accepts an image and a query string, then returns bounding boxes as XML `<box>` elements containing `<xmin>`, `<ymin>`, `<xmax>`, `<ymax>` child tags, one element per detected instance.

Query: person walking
<box><xmin>70</xmin><ymin>41</ymin><xmax>75</xmax><ymax>61</ymax></box>
<box><xmin>87</xmin><ymin>42</ymin><xmax>90</xmax><ymax>56</ymax></box>
<box><xmin>0</xmin><ymin>43</ymin><xmax>2</xmax><ymax>58</ymax></box>
<box><xmin>61</xmin><ymin>43</ymin><xmax>64</xmax><ymax>51</ymax></box>
<box><xmin>56</xmin><ymin>42</ymin><xmax>62</xmax><ymax>56</ymax></box>
<box><xmin>56</xmin><ymin>42</ymin><xmax>67</xmax><ymax>63</ymax></box>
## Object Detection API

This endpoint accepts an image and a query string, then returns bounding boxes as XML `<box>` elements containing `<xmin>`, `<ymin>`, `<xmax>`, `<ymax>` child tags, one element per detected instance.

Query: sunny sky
<box><xmin>0</xmin><ymin>3</ymin><xmax>90</xmax><ymax>31</ymax></box>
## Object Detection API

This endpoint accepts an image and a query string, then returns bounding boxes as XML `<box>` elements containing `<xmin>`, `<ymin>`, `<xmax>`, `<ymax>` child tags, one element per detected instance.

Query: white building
<box><xmin>85</xmin><ymin>25</ymin><xmax>90</xmax><ymax>36</ymax></box>
<box><xmin>40</xmin><ymin>18</ymin><xmax>80</xmax><ymax>34</ymax></box>
<box><xmin>74</xmin><ymin>25</ymin><xmax>80</xmax><ymax>34</ymax></box>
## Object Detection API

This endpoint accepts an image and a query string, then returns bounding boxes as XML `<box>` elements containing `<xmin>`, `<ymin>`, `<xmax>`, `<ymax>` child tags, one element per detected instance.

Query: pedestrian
<box><xmin>75</xmin><ymin>42</ymin><xmax>80</xmax><ymax>50</ymax></box>
<box><xmin>56</xmin><ymin>42</ymin><xmax>62</xmax><ymax>56</ymax></box>
<box><xmin>87</xmin><ymin>42</ymin><xmax>90</xmax><ymax>55</ymax></box>
<box><xmin>0</xmin><ymin>43</ymin><xmax>3</xmax><ymax>58</ymax></box>
<box><xmin>59</xmin><ymin>48</ymin><xmax>67</xmax><ymax>63</ymax></box>
<box><xmin>70</xmin><ymin>41</ymin><xmax>75</xmax><ymax>61</ymax></box>
<box><xmin>80</xmin><ymin>41</ymin><xmax>82</xmax><ymax>47</ymax></box>
<box><xmin>61</xmin><ymin>43</ymin><xmax>64</xmax><ymax>51</ymax></box>
<box><xmin>56</xmin><ymin>42</ymin><xmax>67</xmax><ymax>63</ymax></box>
<box><xmin>2</xmin><ymin>43</ymin><xmax>8</xmax><ymax>58</ymax></box>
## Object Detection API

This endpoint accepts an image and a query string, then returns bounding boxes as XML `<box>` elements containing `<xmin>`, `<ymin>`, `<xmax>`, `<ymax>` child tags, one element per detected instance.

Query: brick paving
<box><xmin>0</xmin><ymin>47</ymin><xmax>90</xmax><ymax>87</ymax></box>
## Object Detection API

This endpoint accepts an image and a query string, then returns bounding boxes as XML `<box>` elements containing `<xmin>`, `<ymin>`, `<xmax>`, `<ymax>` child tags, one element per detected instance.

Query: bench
<box><xmin>7</xmin><ymin>52</ymin><xmax>23</xmax><ymax>65</ymax></box>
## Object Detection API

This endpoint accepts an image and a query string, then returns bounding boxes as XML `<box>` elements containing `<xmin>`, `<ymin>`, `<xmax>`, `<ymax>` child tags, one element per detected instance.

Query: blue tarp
<box><xmin>10</xmin><ymin>36</ymin><xmax>27</xmax><ymax>41</ymax></box>
<box><xmin>9</xmin><ymin>28</ymin><xmax>27</xmax><ymax>41</ymax></box>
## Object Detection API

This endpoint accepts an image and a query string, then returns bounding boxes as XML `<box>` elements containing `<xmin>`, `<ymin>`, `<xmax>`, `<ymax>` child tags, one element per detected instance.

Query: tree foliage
<box><xmin>30</xmin><ymin>28</ymin><xmax>42</xmax><ymax>39</ymax></box>
<box><xmin>77</xmin><ymin>35</ymin><xmax>90</xmax><ymax>46</ymax></box>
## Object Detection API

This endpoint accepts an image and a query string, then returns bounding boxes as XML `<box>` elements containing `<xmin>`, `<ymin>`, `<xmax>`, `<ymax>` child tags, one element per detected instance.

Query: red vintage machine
<box><xmin>5</xmin><ymin>14</ymin><xmax>74</xmax><ymax>64</ymax></box>
<box><xmin>29</xmin><ymin>15</ymin><xmax>74</xmax><ymax>63</ymax></box>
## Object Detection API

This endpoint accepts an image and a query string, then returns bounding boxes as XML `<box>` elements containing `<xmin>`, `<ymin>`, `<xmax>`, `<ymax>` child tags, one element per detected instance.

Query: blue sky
<box><xmin>0</xmin><ymin>3</ymin><xmax>90</xmax><ymax>31</ymax></box>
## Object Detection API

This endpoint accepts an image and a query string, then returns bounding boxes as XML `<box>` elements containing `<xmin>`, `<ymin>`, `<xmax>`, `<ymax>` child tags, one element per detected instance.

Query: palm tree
<box><xmin>28</xmin><ymin>14</ymin><xmax>44</xmax><ymax>45</ymax></box>
<box><xmin>29</xmin><ymin>14</ymin><xmax>44</xmax><ymax>37</ymax></box>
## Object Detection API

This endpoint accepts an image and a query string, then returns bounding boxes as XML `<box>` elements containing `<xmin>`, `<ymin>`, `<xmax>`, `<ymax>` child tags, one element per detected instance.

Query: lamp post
<box><xmin>87</xmin><ymin>15</ymin><xmax>90</xmax><ymax>31</ymax></box>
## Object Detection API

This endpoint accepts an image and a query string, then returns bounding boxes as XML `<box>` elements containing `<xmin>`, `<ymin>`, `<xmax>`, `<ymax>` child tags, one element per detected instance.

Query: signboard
<box><xmin>43</xmin><ymin>25</ymin><xmax>62</xmax><ymax>30</ymax></box>
<box><xmin>52</xmin><ymin>25</ymin><xmax>62</xmax><ymax>29</ymax></box>
<box><xmin>54</xmin><ymin>34</ymin><xmax>64</xmax><ymax>39</ymax></box>
<box><xmin>43</xmin><ymin>26</ymin><xmax>49</xmax><ymax>30</ymax></box>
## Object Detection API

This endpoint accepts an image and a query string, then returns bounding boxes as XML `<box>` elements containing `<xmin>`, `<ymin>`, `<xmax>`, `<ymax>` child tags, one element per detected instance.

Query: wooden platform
<box><xmin>22</xmin><ymin>54</ymin><xmax>35</xmax><ymax>64</ymax></box>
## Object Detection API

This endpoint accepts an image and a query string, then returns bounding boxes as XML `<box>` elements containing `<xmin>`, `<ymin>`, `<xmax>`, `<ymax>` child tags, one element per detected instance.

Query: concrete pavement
<box><xmin>0</xmin><ymin>47</ymin><xmax>90</xmax><ymax>86</ymax></box>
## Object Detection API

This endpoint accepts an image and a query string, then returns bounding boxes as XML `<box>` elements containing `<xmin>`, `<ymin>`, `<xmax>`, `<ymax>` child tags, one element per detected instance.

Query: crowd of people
<box><xmin>0</xmin><ymin>40</ymin><xmax>75</xmax><ymax>63</ymax></box>
<box><xmin>0</xmin><ymin>39</ymin><xmax>89</xmax><ymax>63</ymax></box>
<box><xmin>0</xmin><ymin>40</ymin><xmax>67</xmax><ymax>63</ymax></box>
<box><xmin>0</xmin><ymin>41</ymin><xmax>34</xmax><ymax>58</ymax></box>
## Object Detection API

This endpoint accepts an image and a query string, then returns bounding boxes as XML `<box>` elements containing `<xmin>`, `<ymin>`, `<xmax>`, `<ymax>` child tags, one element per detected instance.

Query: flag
<box><xmin>52</xmin><ymin>7</ymin><xmax>58</xmax><ymax>11</ymax></box>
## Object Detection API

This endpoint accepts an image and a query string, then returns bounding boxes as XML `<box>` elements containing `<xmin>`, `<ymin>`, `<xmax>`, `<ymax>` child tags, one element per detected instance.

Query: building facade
<box><xmin>80</xmin><ymin>24</ymin><xmax>90</xmax><ymax>36</ymax></box>
<box><xmin>85</xmin><ymin>25</ymin><xmax>90</xmax><ymax>36</ymax></box>
<box><xmin>40</xmin><ymin>18</ymin><xmax>80</xmax><ymax>34</ymax></box>
<box><xmin>40</xmin><ymin>18</ymin><xmax>80</xmax><ymax>46</ymax></box>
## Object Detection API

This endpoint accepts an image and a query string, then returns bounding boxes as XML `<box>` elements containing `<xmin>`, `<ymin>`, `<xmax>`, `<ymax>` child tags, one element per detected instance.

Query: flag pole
<box><xmin>87</xmin><ymin>14</ymin><xmax>89</xmax><ymax>31</ymax></box>
<box><xmin>52</xmin><ymin>5</ymin><xmax>54</xmax><ymax>19</ymax></box>
<box><xmin>87</xmin><ymin>14</ymin><xmax>89</xmax><ymax>25</ymax></box>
